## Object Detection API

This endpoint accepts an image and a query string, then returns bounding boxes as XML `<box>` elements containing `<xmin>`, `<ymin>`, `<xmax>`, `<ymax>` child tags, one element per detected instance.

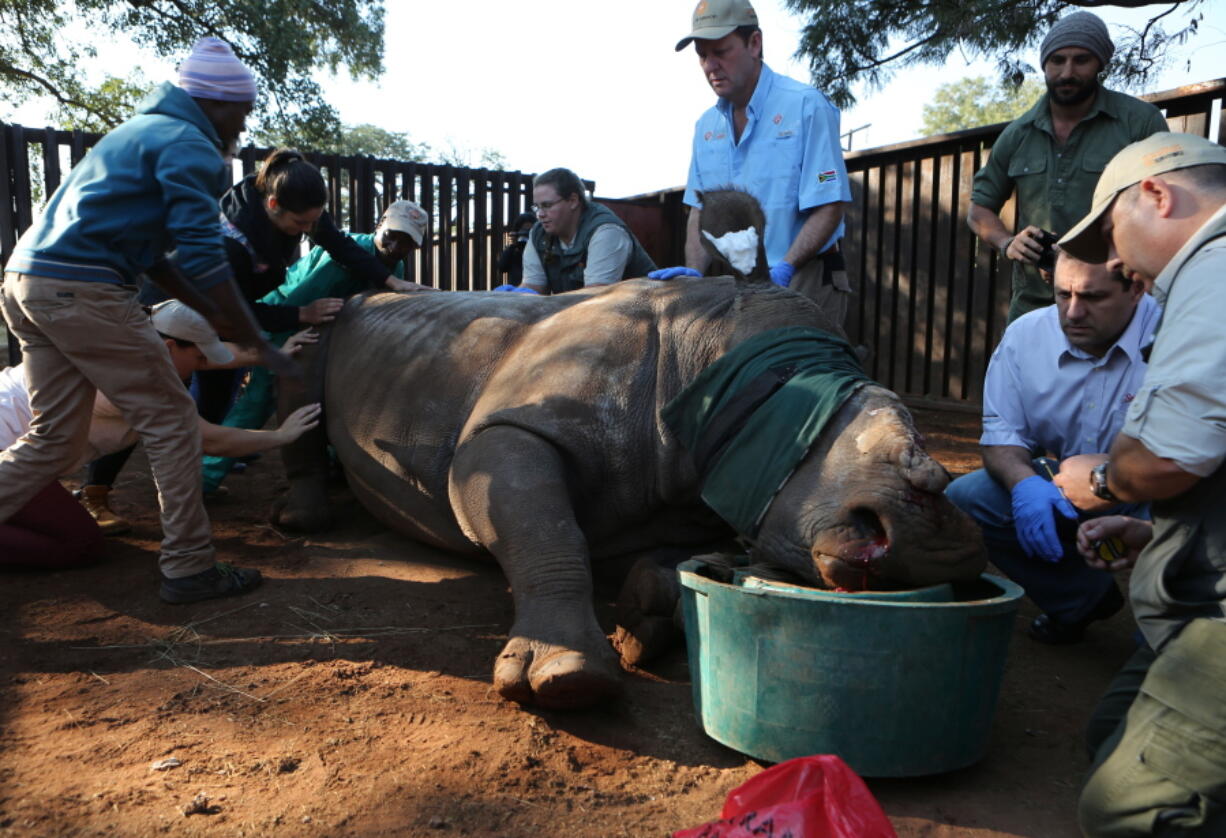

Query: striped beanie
<box><xmin>177</xmin><ymin>37</ymin><xmax>258</xmax><ymax>102</ymax></box>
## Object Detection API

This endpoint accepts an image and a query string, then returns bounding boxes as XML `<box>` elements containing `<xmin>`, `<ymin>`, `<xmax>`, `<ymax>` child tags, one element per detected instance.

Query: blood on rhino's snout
<box><xmin>809</xmin><ymin>494</ymin><xmax>984</xmax><ymax>592</ymax></box>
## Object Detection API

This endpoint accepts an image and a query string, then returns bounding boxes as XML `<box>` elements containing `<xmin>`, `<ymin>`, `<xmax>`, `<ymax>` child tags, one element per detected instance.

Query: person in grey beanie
<box><xmin>967</xmin><ymin>11</ymin><xmax>1168</xmax><ymax>322</ymax></box>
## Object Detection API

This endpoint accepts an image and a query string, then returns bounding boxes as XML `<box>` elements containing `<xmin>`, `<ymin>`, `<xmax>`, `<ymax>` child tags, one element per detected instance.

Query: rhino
<box><xmin>274</xmin><ymin>192</ymin><xmax>986</xmax><ymax>710</ymax></box>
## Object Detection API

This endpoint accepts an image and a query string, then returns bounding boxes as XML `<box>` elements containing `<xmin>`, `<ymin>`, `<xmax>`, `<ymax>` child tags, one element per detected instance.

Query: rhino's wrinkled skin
<box><xmin>277</xmin><ymin>278</ymin><xmax>985</xmax><ymax>709</ymax></box>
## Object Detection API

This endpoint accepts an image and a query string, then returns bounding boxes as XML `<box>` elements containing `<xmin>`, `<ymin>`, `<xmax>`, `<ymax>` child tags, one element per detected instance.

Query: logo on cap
<box><xmin>1143</xmin><ymin>146</ymin><xmax>1184</xmax><ymax>166</ymax></box>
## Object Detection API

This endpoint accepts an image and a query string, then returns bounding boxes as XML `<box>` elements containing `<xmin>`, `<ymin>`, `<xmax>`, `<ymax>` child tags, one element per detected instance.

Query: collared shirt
<box><xmin>971</xmin><ymin>88</ymin><xmax>1168</xmax><ymax>319</ymax></box>
<box><xmin>1122</xmin><ymin>203</ymin><xmax>1226</xmax><ymax>477</ymax></box>
<box><xmin>981</xmin><ymin>293</ymin><xmax>1161</xmax><ymax>457</ymax></box>
<box><xmin>683</xmin><ymin>62</ymin><xmax>851</xmax><ymax>266</ymax></box>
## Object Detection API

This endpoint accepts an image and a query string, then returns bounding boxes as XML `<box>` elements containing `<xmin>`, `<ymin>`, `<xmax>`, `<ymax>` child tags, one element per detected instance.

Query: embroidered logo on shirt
<box><xmin>704</xmin><ymin>131</ymin><xmax>713</xmax><ymax>141</ymax></box>
<box><xmin>772</xmin><ymin>113</ymin><xmax>782</xmax><ymax>124</ymax></box>
<box><xmin>817</xmin><ymin>170</ymin><xmax>839</xmax><ymax>183</ymax></box>
<box><xmin>1122</xmin><ymin>393</ymin><xmax>1135</xmax><ymax>403</ymax></box>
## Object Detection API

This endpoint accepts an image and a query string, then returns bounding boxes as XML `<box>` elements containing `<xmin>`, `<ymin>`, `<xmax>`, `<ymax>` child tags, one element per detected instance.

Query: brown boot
<box><xmin>79</xmin><ymin>485</ymin><xmax>132</xmax><ymax>535</ymax></box>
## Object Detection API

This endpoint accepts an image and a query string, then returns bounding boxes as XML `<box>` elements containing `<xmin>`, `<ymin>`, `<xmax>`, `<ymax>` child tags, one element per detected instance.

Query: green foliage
<box><xmin>784</xmin><ymin>0</ymin><xmax>1205</xmax><ymax>107</ymax></box>
<box><xmin>919</xmin><ymin>76</ymin><xmax>1045</xmax><ymax>136</ymax></box>
<box><xmin>0</xmin><ymin>0</ymin><xmax>385</xmax><ymax>144</ymax></box>
<box><xmin>53</xmin><ymin>71</ymin><xmax>152</xmax><ymax>132</ymax></box>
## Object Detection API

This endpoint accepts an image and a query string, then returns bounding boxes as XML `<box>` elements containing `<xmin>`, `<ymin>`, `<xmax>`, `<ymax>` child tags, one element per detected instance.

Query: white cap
<box><xmin>150</xmin><ymin>300</ymin><xmax>233</xmax><ymax>365</ymax></box>
<box><xmin>380</xmin><ymin>200</ymin><xmax>428</xmax><ymax>246</ymax></box>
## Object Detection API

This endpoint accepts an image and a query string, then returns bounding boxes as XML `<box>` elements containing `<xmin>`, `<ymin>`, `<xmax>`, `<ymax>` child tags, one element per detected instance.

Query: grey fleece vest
<box><xmin>530</xmin><ymin>202</ymin><xmax>656</xmax><ymax>294</ymax></box>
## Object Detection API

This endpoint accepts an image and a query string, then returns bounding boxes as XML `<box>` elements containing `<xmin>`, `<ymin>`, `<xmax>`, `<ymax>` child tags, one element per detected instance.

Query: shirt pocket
<box><xmin>1006</xmin><ymin>153</ymin><xmax>1047</xmax><ymax>181</ymax></box>
<box><xmin>1081</xmin><ymin>154</ymin><xmax>1111</xmax><ymax>176</ymax></box>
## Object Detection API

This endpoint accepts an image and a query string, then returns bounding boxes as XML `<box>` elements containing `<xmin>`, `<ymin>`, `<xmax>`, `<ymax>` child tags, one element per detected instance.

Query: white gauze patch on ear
<box><xmin>702</xmin><ymin>227</ymin><xmax>759</xmax><ymax>275</ymax></box>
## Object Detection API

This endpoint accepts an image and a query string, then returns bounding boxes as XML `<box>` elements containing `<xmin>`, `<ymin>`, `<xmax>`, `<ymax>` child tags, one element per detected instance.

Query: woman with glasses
<box><xmin>516</xmin><ymin>168</ymin><xmax>656</xmax><ymax>294</ymax></box>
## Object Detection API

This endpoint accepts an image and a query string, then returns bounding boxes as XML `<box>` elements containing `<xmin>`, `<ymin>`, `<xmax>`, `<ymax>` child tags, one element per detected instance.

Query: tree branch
<box><xmin>0</xmin><ymin>60</ymin><xmax>120</xmax><ymax>127</ymax></box>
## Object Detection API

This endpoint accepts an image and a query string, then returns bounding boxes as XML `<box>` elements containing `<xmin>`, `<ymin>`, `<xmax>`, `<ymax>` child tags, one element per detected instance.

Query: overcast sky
<box><xmin>4</xmin><ymin>1</ymin><xmax>1223</xmax><ymax>198</ymax></box>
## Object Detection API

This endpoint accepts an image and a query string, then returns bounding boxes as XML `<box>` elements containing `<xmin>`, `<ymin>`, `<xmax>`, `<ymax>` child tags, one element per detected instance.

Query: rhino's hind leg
<box><xmin>450</xmin><ymin>426</ymin><xmax>621</xmax><ymax>710</ymax></box>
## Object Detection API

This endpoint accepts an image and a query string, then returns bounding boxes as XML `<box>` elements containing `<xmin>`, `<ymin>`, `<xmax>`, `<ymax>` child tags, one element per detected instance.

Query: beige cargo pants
<box><xmin>0</xmin><ymin>273</ymin><xmax>214</xmax><ymax>578</ymax></box>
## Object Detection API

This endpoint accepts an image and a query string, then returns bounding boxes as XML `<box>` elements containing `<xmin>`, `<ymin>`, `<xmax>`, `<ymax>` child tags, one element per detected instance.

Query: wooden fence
<box><xmin>0</xmin><ymin>130</ymin><xmax>548</xmax><ymax>293</ymax></box>
<box><xmin>602</xmin><ymin>79</ymin><xmax>1225</xmax><ymax>406</ymax></box>
<box><xmin>3</xmin><ymin>78</ymin><xmax>1224</xmax><ymax>402</ymax></box>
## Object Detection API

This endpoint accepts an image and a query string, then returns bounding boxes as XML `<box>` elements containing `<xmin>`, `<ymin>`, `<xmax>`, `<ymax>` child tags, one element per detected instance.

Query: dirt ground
<box><xmin>0</xmin><ymin>403</ymin><xmax>1139</xmax><ymax>837</ymax></box>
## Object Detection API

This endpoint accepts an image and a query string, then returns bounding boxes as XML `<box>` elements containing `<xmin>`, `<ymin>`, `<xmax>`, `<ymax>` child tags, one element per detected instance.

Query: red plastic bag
<box><xmin>674</xmin><ymin>755</ymin><xmax>896</xmax><ymax>838</ymax></box>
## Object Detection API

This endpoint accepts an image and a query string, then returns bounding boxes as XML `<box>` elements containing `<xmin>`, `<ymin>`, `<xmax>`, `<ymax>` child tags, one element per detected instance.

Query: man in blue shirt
<box><xmin>945</xmin><ymin>251</ymin><xmax>1157</xmax><ymax>643</ymax></box>
<box><xmin>654</xmin><ymin>0</ymin><xmax>853</xmax><ymax>326</ymax></box>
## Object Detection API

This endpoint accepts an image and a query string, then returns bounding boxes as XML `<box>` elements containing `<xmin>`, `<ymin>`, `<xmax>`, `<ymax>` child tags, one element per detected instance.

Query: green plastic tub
<box><xmin>679</xmin><ymin>557</ymin><xmax>1024</xmax><ymax>777</ymax></box>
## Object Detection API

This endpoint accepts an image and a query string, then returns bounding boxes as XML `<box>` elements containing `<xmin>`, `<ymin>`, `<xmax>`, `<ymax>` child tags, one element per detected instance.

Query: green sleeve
<box><xmin>971</xmin><ymin>127</ymin><xmax>1019</xmax><ymax>212</ymax></box>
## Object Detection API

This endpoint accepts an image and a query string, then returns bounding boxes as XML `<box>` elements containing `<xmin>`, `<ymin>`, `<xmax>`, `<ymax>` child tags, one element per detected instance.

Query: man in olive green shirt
<box><xmin>967</xmin><ymin>11</ymin><xmax>1167</xmax><ymax>322</ymax></box>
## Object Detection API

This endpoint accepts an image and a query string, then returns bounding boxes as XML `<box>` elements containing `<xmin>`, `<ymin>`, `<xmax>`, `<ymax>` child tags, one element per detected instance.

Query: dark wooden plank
<box><xmin>41</xmin><ymin>128</ymin><xmax>62</xmax><ymax>201</ymax></box>
<box><xmin>905</xmin><ymin>155</ymin><xmax>923</xmax><ymax>395</ymax></box>
<box><xmin>69</xmin><ymin>130</ymin><xmax>88</xmax><ymax>167</ymax></box>
<box><xmin>856</xmin><ymin>169</ymin><xmax>871</xmax><ymax>350</ymax></box>
<box><xmin>11</xmin><ymin>126</ymin><xmax>33</xmax><ymax>234</ymax></box>
<box><xmin>0</xmin><ymin>124</ymin><xmax>17</xmax><ymax>265</ymax></box>
<box><xmin>420</xmin><ymin>165</ymin><xmax>437</xmax><ymax>289</ymax></box>
<box><xmin>886</xmin><ymin>158</ymin><xmax>905</xmax><ymax>391</ymax></box>
<box><xmin>922</xmin><ymin>154</ymin><xmax>941</xmax><ymax>396</ymax></box>
<box><xmin>455</xmin><ymin>172</ymin><xmax>470</xmax><ymax>291</ymax></box>
<box><xmin>870</xmin><ymin>164</ymin><xmax>886</xmax><ymax>382</ymax></box>
<box><xmin>473</xmin><ymin>171</ymin><xmax>489</xmax><ymax>290</ymax></box>
<box><xmin>941</xmin><ymin>150</ymin><xmax>962</xmax><ymax>399</ymax></box>
<box><xmin>490</xmin><ymin>170</ymin><xmax>507</xmax><ymax>286</ymax></box>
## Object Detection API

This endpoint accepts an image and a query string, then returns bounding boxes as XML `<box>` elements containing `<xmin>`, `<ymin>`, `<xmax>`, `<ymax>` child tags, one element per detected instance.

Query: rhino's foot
<box><xmin>612</xmin><ymin>556</ymin><xmax>683</xmax><ymax>668</ymax></box>
<box><xmin>272</xmin><ymin>480</ymin><xmax>333</xmax><ymax>533</ymax></box>
<box><xmin>493</xmin><ymin>609</ymin><xmax>621</xmax><ymax>710</ymax></box>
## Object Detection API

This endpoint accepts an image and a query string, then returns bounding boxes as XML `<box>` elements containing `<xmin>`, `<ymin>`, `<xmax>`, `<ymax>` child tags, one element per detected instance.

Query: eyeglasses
<box><xmin>532</xmin><ymin>199</ymin><xmax>565</xmax><ymax>214</ymax></box>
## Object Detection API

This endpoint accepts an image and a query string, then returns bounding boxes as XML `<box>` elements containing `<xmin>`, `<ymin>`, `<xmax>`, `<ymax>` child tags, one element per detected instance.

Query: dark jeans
<box><xmin>945</xmin><ymin>461</ymin><xmax>1142</xmax><ymax>624</ymax></box>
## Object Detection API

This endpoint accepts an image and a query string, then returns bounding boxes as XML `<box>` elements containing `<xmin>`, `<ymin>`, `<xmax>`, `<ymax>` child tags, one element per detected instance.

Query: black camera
<box><xmin>1035</xmin><ymin>228</ymin><xmax>1060</xmax><ymax>274</ymax></box>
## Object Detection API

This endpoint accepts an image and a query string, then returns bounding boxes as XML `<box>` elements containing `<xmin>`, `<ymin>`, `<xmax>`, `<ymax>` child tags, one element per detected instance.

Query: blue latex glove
<box><xmin>492</xmin><ymin>284</ymin><xmax>540</xmax><ymax>294</ymax></box>
<box><xmin>1010</xmin><ymin>475</ymin><xmax>1078</xmax><ymax>562</ymax></box>
<box><xmin>647</xmin><ymin>266</ymin><xmax>702</xmax><ymax>280</ymax></box>
<box><xmin>769</xmin><ymin>261</ymin><xmax>795</xmax><ymax>287</ymax></box>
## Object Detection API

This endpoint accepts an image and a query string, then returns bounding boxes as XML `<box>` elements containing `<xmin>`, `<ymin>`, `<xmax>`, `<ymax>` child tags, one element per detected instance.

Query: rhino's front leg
<box><xmin>450</xmin><ymin>425</ymin><xmax>620</xmax><ymax>709</ymax></box>
<box><xmin>273</xmin><ymin>333</ymin><xmax>333</xmax><ymax>532</ymax></box>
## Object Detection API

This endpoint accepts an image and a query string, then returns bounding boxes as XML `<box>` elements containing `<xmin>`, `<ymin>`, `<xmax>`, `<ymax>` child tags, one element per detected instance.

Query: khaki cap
<box><xmin>1060</xmin><ymin>132</ymin><xmax>1226</xmax><ymax>262</ymax></box>
<box><xmin>380</xmin><ymin>200</ymin><xmax>428</xmax><ymax>246</ymax></box>
<box><xmin>150</xmin><ymin>300</ymin><xmax>233</xmax><ymax>365</ymax></box>
<box><xmin>675</xmin><ymin>0</ymin><xmax>759</xmax><ymax>51</ymax></box>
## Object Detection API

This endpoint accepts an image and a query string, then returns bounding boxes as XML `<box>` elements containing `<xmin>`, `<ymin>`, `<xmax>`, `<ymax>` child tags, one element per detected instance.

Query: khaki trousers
<box><xmin>1079</xmin><ymin>618</ymin><xmax>1226</xmax><ymax>836</ymax></box>
<box><xmin>789</xmin><ymin>255</ymin><xmax>852</xmax><ymax>333</ymax></box>
<box><xmin>0</xmin><ymin>273</ymin><xmax>213</xmax><ymax>577</ymax></box>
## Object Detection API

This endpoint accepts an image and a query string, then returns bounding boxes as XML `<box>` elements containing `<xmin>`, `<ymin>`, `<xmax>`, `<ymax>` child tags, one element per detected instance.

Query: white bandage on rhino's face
<box><xmin>702</xmin><ymin>227</ymin><xmax>759</xmax><ymax>275</ymax></box>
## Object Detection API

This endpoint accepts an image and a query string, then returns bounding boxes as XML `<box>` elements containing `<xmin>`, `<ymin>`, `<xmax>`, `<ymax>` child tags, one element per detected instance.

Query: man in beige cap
<box><xmin>1049</xmin><ymin>132</ymin><xmax>1226</xmax><ymax>835</ymax></box>
<box><xmin>967</xmin><ymin>11</ymin><xmax>1167</xmax><ymax>322</ymax></box>
<box><xmin>651</xmin><ymin>0</ymin><xmax>853</xmax><ymax>325</ymax></box>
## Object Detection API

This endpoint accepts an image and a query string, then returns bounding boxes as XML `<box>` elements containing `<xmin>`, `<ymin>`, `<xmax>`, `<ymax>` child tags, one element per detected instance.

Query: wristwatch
<box><xmin>1090</xmin><ymin>461</ymin><xmax>1119</xmax><ymax>502</ymax></box>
